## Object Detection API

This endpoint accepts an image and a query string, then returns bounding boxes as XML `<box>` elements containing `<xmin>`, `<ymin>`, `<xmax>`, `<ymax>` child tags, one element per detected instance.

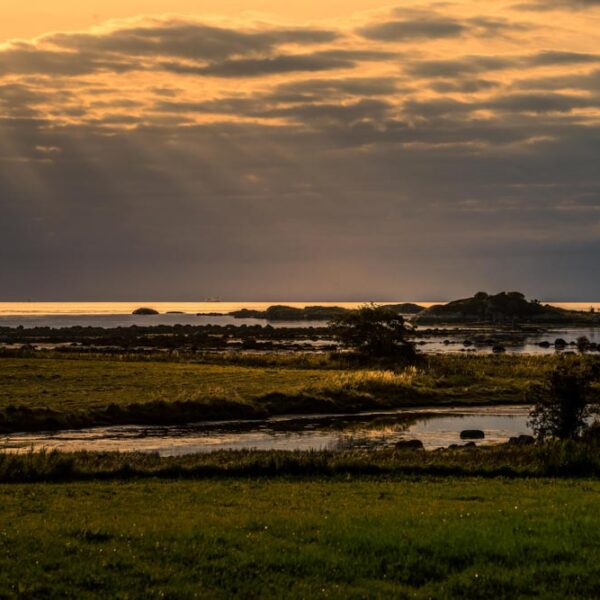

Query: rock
<box><xmin>508</xmin><ymin>435</ymin><xmax>535</xmax><ymax>446</ymax></box>
<box><xmin>414</xmin><ymin>291</ymin><xmax>596</xmax><ymax>325</ymax></box>
<box><xmin>132</xmin><ymin>307</ymin><xmax>159</xmax><ymax>315</ymax></box>
<box><xmin>554</xmin><ymin>338</ymin><xmax>567</xmax><ymax>348</ymax></box>
<box><xmin>241</xmin><ymin>338</ymin><xmax>259</xmax><ymax>350</ymax></box>
<box><xmin>460</xmin><ymin>429</ymin><xmax>485</xmax><ymax>440</ymax></box>
<box><xmin>463</xmin><ymin>441</ymin><xmax>477</xmax><ymax>447</ymax></box>
<box><xmin>492</xmin><ymin>344</ymin><xmax>506</xmax><ymax>354</ymax></box>
<box><xmin>395</xmin><ymin>439</ymin><xmax>424</xmax><ymax>450</ymax></box>
<box><xmin>538</xmin><ymin>341</ymin><xmax>551</xmax><ymax>348</ymax></box>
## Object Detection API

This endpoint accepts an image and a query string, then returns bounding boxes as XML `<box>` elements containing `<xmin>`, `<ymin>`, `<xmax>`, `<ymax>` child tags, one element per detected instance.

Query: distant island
<box><xmin>199</xmin><ymin>303</ymin><xmax>425</xmax><ymax>321</ymax></box>
<box><xmin>132</xmin><ymin>307</ymin><xmax>160</xmax><ymax>315</ymax></box>
<box><xmin>150</xmin><ymin>293</ymin><xmax>597</xmax><ymax>325</ymax></box>
<box><xmin>415</xmin><ymin>291</ymin><xmax>598</xmax><ymax>325</ymax></box>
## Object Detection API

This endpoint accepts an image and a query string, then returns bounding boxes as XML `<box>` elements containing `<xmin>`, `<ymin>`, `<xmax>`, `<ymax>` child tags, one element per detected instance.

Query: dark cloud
<box><xmin>428</xmin><ymin>79</ymin><xmax>498</xmax><ymax>93</ymax></box>
<box><xmin>2</xmin><ymin>115</ymin><xmax>599</xmax><ymax>300</ymax></box>
<box><xmin>0</xmin><ymin>44</ymin><xmax>141</xmax><ymax>76</ymax></box>
<box><xmin>514</xmin><ymin>0</ymin><xmax>600</xmax><ymax>11</ymax></box>
<box><xmin>47</xmin><ymin>22</ymin><xmax>338</xmax><ymax>61</ymax></box>
<box><xmin>163</xmin><ymin>50</ymin><xmax>392</xmax><ymax>78</ymax></box>
<box><xmin>407</xmin><ymin>56</ymin><xmax>515</xmax><ymax>78</ymax></box>
<box><xmin>358</xmin><ymin>13</ymin><xmax>527</xmax><ymax>42</ymax></box>
<box><xmin>359</xmin><ymin>17</ymin><xmax>465</xmax><ymax>41</ymax></box>
<box><xmin>487</xmin><ymin>92</ymin><xmax>598</xmax><ymax>113</ymax></box>
<box><xmin>407</xmin><ymin>51</ymin><xmax>600</xmax><ymax>79</ymax></box>
<box><xmin>527</xmin><ymin>51</ymin><xmax>600</xmax><ymax>66</ymax></box>
<box><xmin>2</xmin><ymin>11</ymin><xmax>600</xmax><ymax>299</ymax></box>
<box><xmin>273</xmin><ymin>77</ymin><xmax>399</xmax><ymax>98</ymax></box>
<box><xmin>512</xmin><ymin>69</ymin><xmax>600</xmax><ymax>91</ymax></box>
<box><xmin>0</xmin><ymin>20</ymin><xmax>339</xmax><ymax>78</ymax></box>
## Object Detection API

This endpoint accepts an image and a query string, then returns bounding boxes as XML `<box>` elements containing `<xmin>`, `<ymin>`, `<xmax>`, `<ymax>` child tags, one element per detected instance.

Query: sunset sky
<box><xmin>1</xmin><ymin>1</ymin><xmax>599</xmax><ymax>300</ymax></box>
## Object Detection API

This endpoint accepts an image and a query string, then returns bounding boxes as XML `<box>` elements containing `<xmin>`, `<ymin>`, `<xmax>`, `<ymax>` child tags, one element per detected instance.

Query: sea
<box><xmin>0</xmin><ymin>301</ymin><xmax>598</xmax><ymax>329</ymax></box>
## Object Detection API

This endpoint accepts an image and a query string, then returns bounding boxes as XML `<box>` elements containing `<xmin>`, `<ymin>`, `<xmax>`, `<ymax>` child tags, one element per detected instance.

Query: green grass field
<box><xmin>0</xmin><ymin>477</ymin><xmax>598</xmax><ymax>598</ymax></box>
<box><xmin>2</xmin><ymin>353</ymin><xmax>591</xmax><ymax>432</ymax></box>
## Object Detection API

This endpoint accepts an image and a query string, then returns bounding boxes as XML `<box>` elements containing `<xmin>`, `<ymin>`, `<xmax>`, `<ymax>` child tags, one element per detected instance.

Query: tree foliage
<box><xmin>330</xmin><ymin>304</ymin><xmax>416</xmax><ymax>360</ymax></box>
<box><xmin>528</xmin><ymin>361</ymin><xmax>597</xmax><ymax>441</ymax></box>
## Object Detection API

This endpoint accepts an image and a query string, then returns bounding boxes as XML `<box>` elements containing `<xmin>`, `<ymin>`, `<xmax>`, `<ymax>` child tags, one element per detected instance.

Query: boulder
<box><xmin>492</xmin><ymin>344</ymin><xmax>506</xmax><ymax>354</ymax></box>
<box><xmin>460</xmin><ymin>429</ymin><xmax>485</xmax><ymax>440</ymax></box>
<box><xmin>508</xmin><ymin>435</ymin><xmax>535</xmax><ymax>446</ymax></box>
<box><xmin>463</xmin><ymin>441</ymin><xmax>477</xmax><ymax>447</ymax></box>
<box><xmin>395</xmin><ymin>439</ymin><xmax>424</xmax><ymax>450</ymax></box>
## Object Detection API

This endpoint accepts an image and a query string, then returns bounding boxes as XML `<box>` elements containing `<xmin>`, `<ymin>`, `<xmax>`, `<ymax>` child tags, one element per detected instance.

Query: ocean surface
<box><xmin>0</xmin><ymin>301</ymin><xmax>598</xmax><ymax>329</ymax></box>
<box><xmin>0</xmin><ymin>301</ymin><xmax>433</xmax><ymax>328</ymax></box>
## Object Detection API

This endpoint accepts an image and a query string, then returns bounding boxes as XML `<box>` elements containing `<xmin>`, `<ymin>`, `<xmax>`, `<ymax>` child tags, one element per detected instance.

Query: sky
<box><xmin>1</xmin><ymin>1</ymin><xmax>599</xmax><ymax>301</ymax></box>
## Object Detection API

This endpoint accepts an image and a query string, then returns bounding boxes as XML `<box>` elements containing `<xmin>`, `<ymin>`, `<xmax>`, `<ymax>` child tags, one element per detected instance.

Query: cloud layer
<box><xmin>1</xmin><ymin>2</ymin><xmax>600</xmax><ymax>299</ymax></box>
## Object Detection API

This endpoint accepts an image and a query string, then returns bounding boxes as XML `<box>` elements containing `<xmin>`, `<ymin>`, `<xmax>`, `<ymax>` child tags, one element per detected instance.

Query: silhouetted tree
<box><xmin>331</xmin><ymin>304</ymin><xmax>416</xmax><ymax>361</ymax></box>
<box><xmin>528</xmin><ymin>361</ymin><xmax>596</xmax><ymax>440</ymax></box>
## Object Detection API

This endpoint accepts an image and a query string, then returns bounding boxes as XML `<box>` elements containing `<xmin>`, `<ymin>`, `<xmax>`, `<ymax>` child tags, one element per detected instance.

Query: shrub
<box><xmin>330</xmin><ymin>304</ymin><xmax>416</xmax><ymax>361</ymax></box>
<box><xmin>528</xmin><ymin>360</ymin><xmax>597</xmax><ymax>440</ymax></box>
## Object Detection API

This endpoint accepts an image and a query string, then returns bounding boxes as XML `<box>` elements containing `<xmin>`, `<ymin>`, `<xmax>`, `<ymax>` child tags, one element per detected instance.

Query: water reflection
<box><xmin>0</xmin><ymin>406</ymin><xmax>533</xmax><ymax>456</ymax></box>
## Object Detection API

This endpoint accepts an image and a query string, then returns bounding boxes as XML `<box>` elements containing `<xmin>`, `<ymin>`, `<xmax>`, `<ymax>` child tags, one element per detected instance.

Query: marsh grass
<box><xmin>1</xmin><ymin>439</ymin><xmax>599</xmax><ymax>483</ymax></box>
<box><xmin>1</xmin><ymin>353</ymin><xmax>598</xmax><ymax>432</ymax></box>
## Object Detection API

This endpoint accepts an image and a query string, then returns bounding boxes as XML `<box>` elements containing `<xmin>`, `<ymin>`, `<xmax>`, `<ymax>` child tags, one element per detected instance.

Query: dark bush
<box><xmin>528</xmin><ymin>360</ymin><xmax>597</xmax><ymax>441</ymax></box>
<box><xmin>330</xmin><ymin>304</ymin><xmax>416</xmax><ymax>361</ymax></box>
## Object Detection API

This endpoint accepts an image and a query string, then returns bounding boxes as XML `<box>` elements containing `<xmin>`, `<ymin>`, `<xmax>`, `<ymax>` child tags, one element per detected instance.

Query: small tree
<box><xmin>330</xmin><ymin>304</ymin><xmax>416</xmax><ymax>361</ymax></box>
<box><xmin>528</xmin><ymin>361</ymin><xmax>595</xmax><ymax>441</ymax></box>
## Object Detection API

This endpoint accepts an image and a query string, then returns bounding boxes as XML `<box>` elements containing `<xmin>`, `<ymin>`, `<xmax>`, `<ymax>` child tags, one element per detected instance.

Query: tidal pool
<box><xmin>0</xmin><ymin>405</ymin><xmax>533</xmax><ymax>455</ymax></box>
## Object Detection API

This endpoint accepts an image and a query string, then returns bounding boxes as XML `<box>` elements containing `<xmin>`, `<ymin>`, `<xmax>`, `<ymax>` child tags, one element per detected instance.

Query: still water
<box><xmin>0</xmin><ymin>301</ymin><xmax>596</xmax><ymax>329</ymax></box>
<box><xmin>0</xmin><ymin>406</ymin><xmax>532</xmax><ymax>455</ymax></box>
<box><xmin>0</xmin><ymin>301</ymin><xmax>428</xmax><ymax>328</ymax></box>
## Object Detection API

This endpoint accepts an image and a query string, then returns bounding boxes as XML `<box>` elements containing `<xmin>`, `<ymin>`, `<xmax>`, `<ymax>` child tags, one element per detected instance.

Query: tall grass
<box><xmin>1</xmin><ymin>440</ymin><xmax>599</xmax><ymax>483</ymax></box>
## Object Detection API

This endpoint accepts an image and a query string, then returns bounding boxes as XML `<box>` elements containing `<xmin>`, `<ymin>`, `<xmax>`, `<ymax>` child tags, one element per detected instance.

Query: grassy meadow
<box><xmin>0</xmin><ymin>352</ymin><xmax>599</xmax><ymax>598</ymax></box>
<box><xmin>2</xmin><ymin>352</ymin><xmax>595</xmax><ymax>432</ymax></box>
<box><xmin>0</xmin><ymin>477</ymin><xmax>598</xmax><ymax>598</ymax></box>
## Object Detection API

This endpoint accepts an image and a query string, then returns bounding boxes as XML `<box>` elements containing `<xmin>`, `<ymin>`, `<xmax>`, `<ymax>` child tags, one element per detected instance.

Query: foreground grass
<box><xmin>0</xmin><ymin>353</ymin><xmax>598</xmax><ymax>432</ymax></box>
<box><xmin>0</xmin><ymin>477</ymin><xmax>597</xmax><ymax>598</ymax></box>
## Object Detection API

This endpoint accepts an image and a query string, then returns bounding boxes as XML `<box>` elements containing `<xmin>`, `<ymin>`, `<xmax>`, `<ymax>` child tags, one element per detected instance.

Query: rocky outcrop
<box><xmin>395</xmin><ymin>439</ymin><xmax>424</xmax><ymax>450</ymax></box>
<box><xmin>508</xmin><ymin>435</ymin><xmax>535</xmax><ymax>446</ymax></box>
<box><xmin>460</xmin><ymin>429</ymin><xmax>485</xmax><ymax>440</ymax></box>
<box><xmin>132</xmin><ymin>307</ymin><xmax>159</xmax><ymax>315</ymax></box>
<box><xmin>415</xmin><ymin>291</ymin><xmax>598</xmax><ymax>325</ymax></box>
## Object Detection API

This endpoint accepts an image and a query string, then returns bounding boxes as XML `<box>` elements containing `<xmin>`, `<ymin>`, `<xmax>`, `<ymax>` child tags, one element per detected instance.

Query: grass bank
<box><xmin>0</xmin><ymin>477</ymin><xmax>598</xmax><ymax>598</ymax></box>
<box><xmin>0</xmin><ymin>353</ymin><xmax>598</xmax><ymax>433</ymax></box>
<box><xmin>1</xmin><ymin>439</ymin><xmax>599</xmax><ymax>483</ymax></box>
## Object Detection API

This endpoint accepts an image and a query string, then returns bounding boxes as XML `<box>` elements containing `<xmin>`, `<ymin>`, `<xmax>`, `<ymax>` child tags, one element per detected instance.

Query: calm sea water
<box><xmin>0</xmin><ymin>301</ymin><xmax>597</xmax><ymax>329</ymax></box>
<box><xmin>0</xmin><ymin>301</ymin><xmax>435</xmax><ymax>328</ymax></box>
